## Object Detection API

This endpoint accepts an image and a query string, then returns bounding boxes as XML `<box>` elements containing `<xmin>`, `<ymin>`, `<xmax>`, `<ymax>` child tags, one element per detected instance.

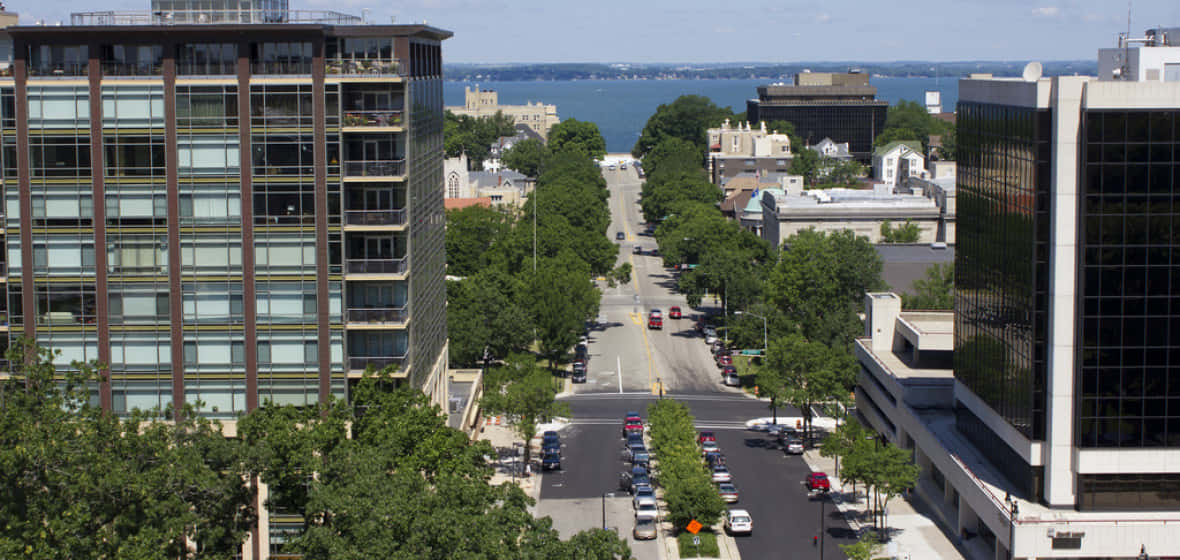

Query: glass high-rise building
<box><xmin>1</xmin><ymin>7</ymin><xmax>452</xmax><ymax>427</ymax></box>
<box><xmin>956</xmin><ymin>29</ymin><xmax>1180</xmax><ymax>514</ymax></box>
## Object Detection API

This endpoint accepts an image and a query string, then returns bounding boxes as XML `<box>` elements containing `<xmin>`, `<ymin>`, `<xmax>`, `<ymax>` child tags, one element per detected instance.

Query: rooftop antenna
<box><xmin>1124</xmin><ymin>0</ymin><xmax>1132</xmax><ymax>80</ymax></box>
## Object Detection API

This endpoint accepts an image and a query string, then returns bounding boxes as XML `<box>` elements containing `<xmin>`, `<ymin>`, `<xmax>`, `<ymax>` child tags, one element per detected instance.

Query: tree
<box><xmin>445</xmin><ymin>204</ymin><xmax>512</xmax><ymax>277</ymax></box>
<box><xmin>241</xmin><ymin>371</ymin><xmax>625</xmax><ymax>559</ymax></box>
<box><xmin>480</xmin><ymin>353</ymin><xmax>571</xmax><ymax>469</ymax></box>
<box><xmin>880</xmin><ymin>219</ymin><xmax>922</xmax><ymax>243</ymax></box>
<box><xmin>633</xmin><ymin>95</ymin><xmax>735</xmax><ymax>158</ymax></box>
<box><xmin>645</xmin><ymin>401</ymin><xmax>725</xmax><ymax>529</ymax></box>
<box><xmin>501</xmin><ymin>137</ymin><xmax>550</xmax><ymax>178</ymax></box>
<box><xmin>820</xmin><ymin>418</ymin><xmax>872</xmax><ymax>489</ymax></box>
<box><xmin>548</xmin><ymin>118</ymin><xmax>606</xmax><ymax>160</ymax></box>
<box><xmin>763</xmin><ymin>334</ymin><xmax>857</xmax><ymax>444</ymax></box>
<box><xmin>874</xmin><ymin>99</ymin><xmax>954</xmax><ymax>153</ymax></box>
<box><xmin>766</xmin><ymin>228</ymin><xmax>885</xmax><ymax>347</ymax></box>
<box><xmin>639</xmin><ymin>169</ymin><xmax>721</xmax><ymax>225</ymax></box>
<box><xmin>840</xmin><ymin>532</ymin><xmax>883</xmax><ymax>560</ymax></box>
<box><xmin>641</xmin><ymin>137</ymin><xmax>704</xmax><ymax>180</ymax></box>
<box><xmin>788</xmin><ymin>146</ymin><xmax>820</xmax><ymax>185</ymax></box>
<box><xmin>444</xmin><ymin>110</ymin><xmax>517</xmax><ymax>169</ymax></box>
<box><xmin>447</xmin><ymin>269</ymin><xmax>534</xmax><ymax>367</ymax></box>
<box><xmin>903</xmin><ymin>263</ymin><xmax>954</xmax><ymax>310</ymax></box>
<box><xmin>0</xmin><ymin>339</ymin><xmax>255</xmax><ymax>560</ymax></box>
<box><xmin>527</xmin><ymin>253</ymin><xmax>601</xmax><ymax>369</ymax></box>
<box><xmin>818</xmin><ymin>159</ymin><xmax>867</xmax><ymax>188</ymax></box>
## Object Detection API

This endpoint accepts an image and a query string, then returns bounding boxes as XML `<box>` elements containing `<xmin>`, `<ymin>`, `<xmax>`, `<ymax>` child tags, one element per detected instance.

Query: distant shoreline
<box><xmin>443</xmin><ymin>61</ymin><xmax>1096</xmax><ymax>82</ymax></box>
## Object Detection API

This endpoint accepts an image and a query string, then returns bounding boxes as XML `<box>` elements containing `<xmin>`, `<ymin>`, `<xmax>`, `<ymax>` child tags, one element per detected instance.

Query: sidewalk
<box><xmin>801</xmin><ymin>449</ymin><xmax>966</xmax><ymax>560</ymax></box>
<box><xmin>477</xmin><ymin>422</ymin><xmax>541</xmax><ymax>509</ymax></box>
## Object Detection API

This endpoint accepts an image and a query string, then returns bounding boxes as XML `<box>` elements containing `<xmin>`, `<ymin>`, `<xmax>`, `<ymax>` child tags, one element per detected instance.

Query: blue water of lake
<box><xmin>444</xmin><ymin>78</ymin><xmax>958</xmax><ymax>154</ymax></box>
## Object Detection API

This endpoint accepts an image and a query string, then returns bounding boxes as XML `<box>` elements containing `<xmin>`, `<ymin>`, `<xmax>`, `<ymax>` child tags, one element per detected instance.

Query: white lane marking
<box><xmin>617</xmin><ymin>355</ymin><xmax>623</xmax><ymax>394</ymax></box>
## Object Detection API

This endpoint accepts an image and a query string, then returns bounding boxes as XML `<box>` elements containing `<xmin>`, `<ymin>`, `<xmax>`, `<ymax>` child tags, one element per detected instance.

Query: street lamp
<box><xmin>1139</xmin><ymin>545</ymin><xmax>1149</xmax><ymax>560</ymax></box>
<box><xmin>733</xmin><ymin>310</ymin><xmax>768</xmax><ymax>355</ymax></box>
<box><xmin>601</xmin><ymin>491</ymin><xmax>615</xmax><ymax>530</ymax></box>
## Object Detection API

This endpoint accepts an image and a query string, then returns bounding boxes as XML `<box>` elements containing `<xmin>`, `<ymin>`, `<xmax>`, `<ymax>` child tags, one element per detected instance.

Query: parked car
<box><xmin>716</xmin><ymin>354</ymin><xmax>733</xmax><ymax>368</ymax></box>
<box><xmin>784</xmin><ymin>437</ymin><xmax>805</xmax><ymax>455</ymax></box>
<box><xmin>633</xmin><ymin>517</ymin><xmax>657</xmax><ymax>540</ymax></box>
<box><xmin>633</xmin><ymin>244</ymin><xmax>643</xmax><ymax>254</ymax></box>
<box><xmin>626</xmin><ymin>432</ymin><xmax>645</xmax><ymax>447</ymax></box>
<box><xmin>704</xmin><ymin>451</ymin><xmax>726</xmax><ymax>468</ymax></box>
<box><xmin>698</xmin><ymin>431</ymin><xmax>716</xmax><ymax>445</ymax></box>
<box><xmin>620</xmin><ymin>466</ymin><xmax>651</xmax><ymax>494</ymax></box>
<box><xmin>725</xmin><ymin>509</ymin><xmax>753</xmax><ymax>535</ymax></box>
<box><xmin>723</xmin><ymin>371</ymin><xmax>740</xmax><ymax>387</ymax></box>
<box><xmin>721</xmin><ymin>365</ymin><xmax>737</xmax><ymax>378</ymax></box>
<box><xmin>623</xmin><ymin>413</ymin><xmax>644</xmax><ymax>437</ymax></box>
<box><xmin>541</xmin><ymin>451</ymin><xmax>561</xmax><ymax>470</ymax></box>
<box><xmin>542</xmin><ymin>431</ymin><xmax>561</xmax><ymax>453</ymax></box>
<box><xmin>717</xmin><ymin>482</ymin><xmax>739</xmax><ymax>503</ymax></box>
<box><xmin>616</xmin><ymin>231</ymin><xmax>625</xmax><ymax>240</ymax></box>
<box><xmin>633</xmin><ymin>484</ymin><xmax>656</xmax><ymax>509</ymax></box>
<box><xmin>572</xmin><ymin>360</ymin><xmax>587</xmax><ymax>378</ymax></box>
<box><xmin>668</xmin><ymin>306</ymin><xmax>682</xmax><ymax>319</ymax></box>
<box><xmin>807</xmin><ymin>472</ymin><xmax>832</xmax><ymax>493</ymax></box>
<box><xmin>711</xmin><ymin>465</ymin><xmax>732</xmax><ymax>483</ymax></box>
<box><xmin>631</xmin><ymin>449</ymin><xmax>651</xmax><ymax>467</ymax></box>
<box><xmin>572</xmin><ymin>368</ymin><xmax>587</xmax><ymax>383</ymax></box>
<box><xmin>634</xmin><ymin>502</ymin><xmax>658</xmax><ymax>520</ymax></box>
<box><xmin>701</xmin><ymin>440</ymin><xmax>720</xmax><ymax>455</ymax></box>
<box><xmin>704</xmin><ymin>332</ymin><xmax>719</xmax><ymax>345</ymax></box>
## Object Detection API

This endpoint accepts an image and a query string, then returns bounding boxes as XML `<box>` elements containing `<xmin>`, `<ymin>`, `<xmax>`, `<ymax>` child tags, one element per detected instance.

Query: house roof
<box><xmin>874</xmin><ymin>141</ymin><xmax>924</xmax><ymax>158</ymax></box>
<box><xmin>444</xmin><ymin>197</ymin><xmax>492</xmax><ymax>210</ymax></box>
<box><xmin>470</xmin><ymin>169</ymin><xmax>528</xmax><ymax>189</ymax></box>
<box><xmin>720</xmin><ymin>188</ymin><xmax>755</xmax><ymax>214</ymax></box>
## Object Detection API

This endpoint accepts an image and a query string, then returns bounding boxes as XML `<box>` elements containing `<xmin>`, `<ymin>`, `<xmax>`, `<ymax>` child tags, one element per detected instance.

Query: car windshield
<box><xmin>636</xmin><ymin>519</ymin><xmax>655</xmax><ymax>528</ymax></box>
<box><xmin>714</xmin><ymin>466</ymin><xmax>728</xmax><ymax>473</ymax></box>
<box><xmin>732</xmin><ymin>516</ymin><xmax>751</xmax><ymax>523</ymax></box>
<box><xmin>719</xmin><ymin>484</ymin><xmax>736</xmax><ymax>492</ymax></box>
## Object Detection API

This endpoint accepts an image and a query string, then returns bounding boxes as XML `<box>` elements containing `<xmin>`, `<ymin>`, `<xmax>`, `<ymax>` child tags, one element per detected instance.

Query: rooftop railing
<box><xmin>70</xmin><ymin>9</ymin><xmax>362</xmax><ymax>26</ymax></box>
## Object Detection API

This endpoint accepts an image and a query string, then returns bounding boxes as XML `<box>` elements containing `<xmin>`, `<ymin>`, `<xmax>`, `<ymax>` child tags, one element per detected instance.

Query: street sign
<box><xmin>739</xmin><ymin>349</ymin><xmax>763</xmax><ymax>356</ymax></box>
<box><xmin>686</xmin><ymin>519</ymin><xmax>702</xmax><ymax>534</ymax></box>
<box><xmin>692</xmin><ymin>535</ymin><xmax>701</xmax><ymax>546</ymax></box>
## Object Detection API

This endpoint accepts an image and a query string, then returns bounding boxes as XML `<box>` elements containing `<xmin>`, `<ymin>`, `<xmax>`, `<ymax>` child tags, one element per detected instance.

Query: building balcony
<box><xmin>346</xmin><ymin>305</ymin><xmax>408</xmax><ymax>325</ymax></box>
<box><xmin>348</xmin><ymin>355</ymin><xmax>406</xmax><ymax>372</ymax></box>
<box><xmin>344</xmin><ymin>208</ymin><xmax>406</xmax><ymax>227</ymax></box>
<box><xmin>342</xmin><ymin>110</ymin><xmax>403</xmax><ymax>128</ymax></box>
<box><xmin>327</xmin><ymin>59</ymin><xmax>401</xmax><ymax>77</ymax></box>
<box><xmin>343</xmin><ymin>160</ymin><xmax>405</xmax><ymax>178</ymax></box>
<box><xmin>345</xmin><ymin>257</ymin><xmax>406</xmax><ymax>275</ymax></box>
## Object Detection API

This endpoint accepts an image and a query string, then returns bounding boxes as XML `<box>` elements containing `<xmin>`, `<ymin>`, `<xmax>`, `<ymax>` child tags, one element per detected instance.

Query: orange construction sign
<box><xmin>686</xmin><ymin>520</ymin><xmax>703</xmax><ymax>534</ymax></box>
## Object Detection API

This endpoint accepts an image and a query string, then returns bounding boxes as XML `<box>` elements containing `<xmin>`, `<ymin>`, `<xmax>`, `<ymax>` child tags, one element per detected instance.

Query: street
<box><xmin>536</xmin><ymin>163</ymin><xmax>856</xmax><ymax>560</ymax></box>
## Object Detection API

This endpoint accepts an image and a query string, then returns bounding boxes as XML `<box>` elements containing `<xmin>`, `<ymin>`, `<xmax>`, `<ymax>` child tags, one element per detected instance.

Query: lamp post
<box><xmin>1139</xmin><ymin>545</ymin><xmax>1149</xmax><ymax>560</ymax></box>
<box><xmin>601</xmin><ymin>491</ymin><xmax>615</xmax><ymax>530</ymax></box>
<box><xmin>733</xmin><ymin>310</ymin><xmax>768</xmax><ymax>355</ymax></box>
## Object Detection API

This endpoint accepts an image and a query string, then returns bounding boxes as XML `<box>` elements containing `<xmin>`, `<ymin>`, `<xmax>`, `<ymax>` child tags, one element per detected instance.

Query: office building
<box><xmin>3</xmin><ymin>5</ymin><xmax>451</xmax><ymax>418</ymax></box>
<box><xmin>746</xmin><ymin>71</ymin><xmax>888</xmax><ymax>162</ymax></box>
<box><xmin>856</xmin><ymin>29</ymin><xmax>1180</xmax><ymax>559</ymax></box>
<box><xmin>758</xmin><ymin>183</ymin><xmax>943</xmax><ymax>248</ymax></box>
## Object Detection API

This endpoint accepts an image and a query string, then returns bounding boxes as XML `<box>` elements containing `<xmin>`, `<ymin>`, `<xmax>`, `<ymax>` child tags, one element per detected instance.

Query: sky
<box><xmin>12</xmin><ymin>0</ymin><xmax>1180</xmax><ymax>63</ymax></box>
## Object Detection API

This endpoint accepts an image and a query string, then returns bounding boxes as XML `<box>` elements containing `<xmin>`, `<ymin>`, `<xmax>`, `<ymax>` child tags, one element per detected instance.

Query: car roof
<box><xmin>635</xmin><ymin>483</ymin><xmax>654</xmax><ymax>492</ymax></box>
<box><xmin>718</xmin><ymin>482</ymin><xmax>737</xmax><ymax>490</ymax></box>
<box><xmin>729</xmin><ymin>509</ymin><xmax>750</xmax><ymax>516</ymax></box>
<box><xmin>713</xmin><ymin>465</ymin><xmax>729</xmax><ymax>471</ymax></box>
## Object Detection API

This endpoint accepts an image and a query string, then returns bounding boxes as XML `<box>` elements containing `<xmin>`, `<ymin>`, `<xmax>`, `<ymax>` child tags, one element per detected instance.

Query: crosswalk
<box><xmin>567</xmin><ymin>418</ymin><xmax>752</xmax><ymax>431</ymax></box>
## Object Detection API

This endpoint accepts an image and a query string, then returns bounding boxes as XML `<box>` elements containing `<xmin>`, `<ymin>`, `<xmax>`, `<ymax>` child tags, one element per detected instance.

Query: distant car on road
<box><xmin>701</xmin><ymin>440</ymin><xmax>720</xmax><ymax>456</ymax></box>
<box><xmin>711</xmin><ymin>465</ymin><xmax>732</xmax><ymax>483</ymax></box>
<box><xmin>716</xmin><ymin>354</ymin><xmax>733</xmax><ymax>368</ymax></box>
<box><xmin>669</xmin><ymin>306</ymin><xmax>682</xmax><ymax>319</ymax></box>
<box><xmin>571</xmin><ymin>361</ymin><xmax>587</xmax><ymax>383</ymax></box>
<box><xmin>633</xmin><ymin>484</ymin><xmax>656</xmax><ymax>509</ymax></box>
<box><xmin>784</xmin><ymin>437</ymin><xmax>805</xmax><ymax>455</ymax></box>
<box><xmin>616</xmin><ymin>231</ymin><xmax>625</xmax><ymax>240</ymax></box>
<box><xmin>634</xmin><ymin>502</ymin><xmax>658</xmax><ymax>520</ymax></box>
<box><xmin>807</xmin><ymin>472</ymin><xmax>832</xmax><ymax>493</ymax></box>
<box><xmin>698</xmin><ymin>431</ymin><xmax>716</xmax><ymax>445</ymax></box>
<box><xmin>542</xmin><ymin>431</ymin><xmax>561</xmax><ymax>453</ymax></box>
<box><xmin>647</xmin><ymin>310</ymin><xmax>662</xmax><ymax>330</ymax></box>
<box><xmin>723</xmin><ymin>371</ymin><xmax>740</xmax><ymax>387</ymax></box>
<box><xmin>725</xmin><ymin>509</ymin><xmax>753</xmax><ymax>535</ymax></box>
<box><xmin>633</xmin><ymin>244</ymin><xmax>643</xmax><ymax>254</ymax></box>
<box><xmin>541</xmin><ymin>451</ymin><xmax>561</xmax><ymax>470</ymax></box>
<box><xmin>717</xmin><ymin>482</ymin><xmax>739</xmax><ymax>503</ymax></box>
<box><xmin>704</xmin><ymin>451</ymin><xmax>726</xmax><ymax>469</ymax></box>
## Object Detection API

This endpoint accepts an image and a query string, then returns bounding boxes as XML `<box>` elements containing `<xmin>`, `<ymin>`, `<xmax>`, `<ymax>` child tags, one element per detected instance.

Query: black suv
<box><xmin>542</xmin><ymin>451</ymin><xmax>561</xmax><ymax>470</ymax></box>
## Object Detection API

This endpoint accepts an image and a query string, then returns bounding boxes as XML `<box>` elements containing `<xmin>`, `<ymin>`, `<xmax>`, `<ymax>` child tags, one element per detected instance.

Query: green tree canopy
<box><xmin>0</xmin><ymin>340</ymin><xmax>255</xmax><ymax>560</ymax></box>
<box><xmin>762</xmin><ymin>333</ymin><xmax>857</xmax><ymax>443</ymax></box>
<box><xmin>903</xmin><ymin>263</ymin><xmax>954</xmax><ymax>310</ymax></box>
<box><xmin>632</xmin><ymin>95</ymin><xmax>736</xmax><ymax>159</ymax></box>
<box><xmin>447</xmin><ymin>268</ymin><xmax>535</xmax><ymax>367</ymax></box>
<box><xmin>766</xmin><ymin>228</ymin><xmax>885</xmax><ymax>346</ymax></box>
<box><xmin>641</xmin><ymin>137</ymin><xmax>705</xmax><ymax>180</ymax></box>
<box><xmin>788</xmin><ymin>145</ymin><xmax>820</xmax><ymax>185</ymax></box>
<box><xmin>639</xmin><ymin>169</ymin><xmax>721</xmax><ymax>224</ymax></box>
<box><xmin>445</xmin><ymin>204</ymin><xmax>513</xmax><ymax>277</ymax></box>
<box><xmin>527</xmin><ymin>252</ymin><xmax>601</xmax><ymax>368</ymax></box>
<box><xmin>547</xmin><ymin>118</ymin><xmax>607</xmax><ymax>160</ymax></box>
<box><xmin>879</xmin><ymin>219</ymin><xmax>922</xmax><ymax>243</ymax></box>
<box><xmin>873</xmin><ymin>99</ymin><xmax>954</xmax><ymax>153</ymax></box>
<box><xmin>445</xmin><ymin>110</ymin><xmax>517</xmax><ymax>169</ymax></box>
<box><xmin>501</xmin><ymin>137</ymin><xmax>551</xmax><ymax>178</ymax></box>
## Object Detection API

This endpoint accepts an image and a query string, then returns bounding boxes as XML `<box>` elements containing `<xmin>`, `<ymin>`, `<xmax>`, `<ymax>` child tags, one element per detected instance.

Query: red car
<box><xmin>624</xmin><ymin>414</ymin><xmax>644</xmax><ymax>436</ymax></box>
<box><xmin>647</xmin><ymin>310</ymin><xmax>662</xmax><ymax>330</ymax></box>
<box><xmin>721</xmin><ymin>365</ymin><xmax>737</xmax><ymax>377</ymax></box>
<box><xmin>698</xmin><ymin>431</ymin><xmax>716</xmax><ymax>445</ymax></box>
<box><xmin>716</xmin><ymin>354</ymin><xmax>733</xmax><ymax>368</ymax></box>
<box><xmin>807</xmin><ymin>472</ymin><xmax>831</xmax><ymax>493</ymax></box>
<box><xmin>669</xmin><ymin>306</ymin><xmax>682</xmax><ymax>319</ymax></box>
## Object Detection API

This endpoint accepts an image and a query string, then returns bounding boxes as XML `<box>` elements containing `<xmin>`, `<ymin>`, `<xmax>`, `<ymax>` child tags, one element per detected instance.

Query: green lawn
<box><xmin>676</xmin><ymin>531</ymin><xmax>720</xmax><ymax>558</ymax></box>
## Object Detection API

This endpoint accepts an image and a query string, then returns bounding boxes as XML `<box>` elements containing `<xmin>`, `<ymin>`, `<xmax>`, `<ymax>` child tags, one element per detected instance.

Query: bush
<box><xmin>647</xmin><ymin>400</ymin><xmax>725</xmax><ymax>530</ymax></box>
<box><xmin>676</xmin><ymin>531</ymin><xmax>719</xmax><ymax>558</ymax></box>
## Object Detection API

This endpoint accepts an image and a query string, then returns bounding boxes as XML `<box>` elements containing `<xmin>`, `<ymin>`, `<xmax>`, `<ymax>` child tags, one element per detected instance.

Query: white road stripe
<box><xmin>616</xmin><ymin>355</ymin><xmax>623</xmax><ymax>394</ymax></box>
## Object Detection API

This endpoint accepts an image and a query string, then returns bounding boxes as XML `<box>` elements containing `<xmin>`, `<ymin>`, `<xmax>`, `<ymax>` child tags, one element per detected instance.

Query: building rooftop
<box><xmin>873</xmin><ymin>140</ymin><xmax>923</xmax><ymax>158</ymax></box>
<box><xmin>768</xmin><ymin>187</ymin><xmax>939</xmax><ymax>214</ymax></box>
<box><xmin>469</xmin><ymin>169</ymin><xmax>528</xmax><ymax>190</ymax></box>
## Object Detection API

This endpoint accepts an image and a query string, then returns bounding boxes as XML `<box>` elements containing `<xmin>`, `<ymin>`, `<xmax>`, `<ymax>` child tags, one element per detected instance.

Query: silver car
<box><xmin>633</xmin><ymin>517</ymin><xmax>657</xmax><ymax>540</ymax></box>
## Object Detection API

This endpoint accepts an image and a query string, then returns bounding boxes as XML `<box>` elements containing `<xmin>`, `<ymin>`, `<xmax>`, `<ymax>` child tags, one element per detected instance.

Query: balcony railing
<box><xmin>349</xmin><ymin>355</ymin><xmax>406</xmax><ymax>372</ymax></box>
<box><xmin>327</xmin><ymin>59</ymin><xmax>401</xmax><ymax>76</ymax></box>
<box><xmin>343</xmin><ymin>110</ymin><xmax>403</xmax><ymax>128</ymax></box>
<box><xmin>346</xmin><ymin>257</ymin><xmax>406</xmax><ymax>275</ymax></box>
<box><xmin>344</xmin><ymin>209</ymin><xmax>406</xmax><ymax>226</ymax></box>
<box><xmin>29</xmin><ymin>64</ymin><xmax>88</xmax><ymax>77</ymax></box>
<box><xmin>347</xmin><ymin>306</ymin><xmax>408</xmax><ymax>324</ymax></box>
<box><xmin>101</xmin><ymin>62</ymin><xmax>163</xmax><ymax>77</ymax></box>
<box><xmin>344</xmin><ymin>160</ymin><xmax>405</xmax><ymax>178</ymax></box>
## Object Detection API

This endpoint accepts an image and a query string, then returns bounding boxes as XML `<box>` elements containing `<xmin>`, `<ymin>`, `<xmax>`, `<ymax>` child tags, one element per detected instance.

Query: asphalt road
<box><xmin>539</xmin><ymin>164</ymin><xmax>856</xmax><ymax>560</ymax></box>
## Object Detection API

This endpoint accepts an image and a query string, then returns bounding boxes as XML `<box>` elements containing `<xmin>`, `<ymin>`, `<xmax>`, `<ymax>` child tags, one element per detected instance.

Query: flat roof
<box><xmin>10</xmin><ymin>22</ymin><xmax>453</xmax><ymax>40</ymax></box>
<box><xmin>858</xmin><ymin>338</ymin><xmax>954</xmax><ymax>381</ymax></box>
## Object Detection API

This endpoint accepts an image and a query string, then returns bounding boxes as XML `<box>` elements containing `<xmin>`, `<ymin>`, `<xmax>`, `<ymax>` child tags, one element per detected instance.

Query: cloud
<box><xmin>1031</xmin><ymin>6</ymin><xmax>1060</xmax><ymax>18</ymax></box>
